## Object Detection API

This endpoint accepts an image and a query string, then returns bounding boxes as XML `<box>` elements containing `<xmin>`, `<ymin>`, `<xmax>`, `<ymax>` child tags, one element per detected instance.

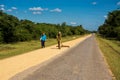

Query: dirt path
<box><xmin>0</xmin><ymin>35</ymin><xmax>91</xmax><ymax>80</ymax></box>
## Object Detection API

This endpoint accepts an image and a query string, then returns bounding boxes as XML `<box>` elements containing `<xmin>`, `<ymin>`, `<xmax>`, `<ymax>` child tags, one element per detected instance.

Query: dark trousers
<box><xmin>41</xmin><ymin>40</ymin><xmax>45</xmax><ymax>48</ymax></box>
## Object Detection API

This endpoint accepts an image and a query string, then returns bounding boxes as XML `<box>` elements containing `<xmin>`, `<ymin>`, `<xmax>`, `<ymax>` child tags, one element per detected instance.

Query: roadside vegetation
<box><xmin>97</xmin><ymin>9</ymin><xmax>120</xmax><ymax>80</ymax></box>
<box><xmin>0</xmin><ymin>10</ymin><xmax>89</xmax><ymax>44</ymax></box>
<box><xmin>97</xmin><ymin>36</ymin><xmax>120</xmax><ymax>80</ymax></box>
<box><xmin>0</xmin><ymin>35</ymin><xmax>85</xmax><ymax>59</ymax></box>
<box><xmin>98</xmin><ymin>10</ymin><xmax>120</xmax><ymax>41</ymax></box>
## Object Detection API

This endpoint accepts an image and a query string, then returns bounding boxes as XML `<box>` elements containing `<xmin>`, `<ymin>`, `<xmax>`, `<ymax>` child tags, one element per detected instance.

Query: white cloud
<box><xmin>0</xmin><ymin>7</ymin><xmax>5</xmax><ymax>11</ymax></box>
<box><xmin>0</xmin><ymin>4</ymin><xmax>5</xmax><ymax>7</ymax></box>
<box><xmin>50</xmin><ymin>8</ymin><xmax>62</xmax><ymax>12</ymax></box>
<box><xmin>6</xmin><ymin>7</ymin><xmax>17</xmax><ymax>12</ymax></box>
<box><xmin>33</xmin><ymin>11</ymin><xmax>42</xmax><ymax>14</ymax></box>
<box><xmin>29</xmin><ymin>7</ymin><xmax>44</xmax><ymax>11</ymax></box>
<box><xmin>7</xmin><ymin>9</ymin><xmax>12</xmax><ymax>12</ymax></box>
<box><xmin>71</xmin><ymin>22</ymin><xmax>77</xmax><ymax>25</ymax></box>
<box><xmin>92</xmin><ymin>2</ymin><xmax>97</xmax><ymax>5</ymax></box>
<box><xmin>117</xmin><ymin>1</ymin><xmax>120</xmax><ymax>5</ymax></box>
<box><xmin>104</xmin><ymin>15</ymin><xmax>107</xmax><ymax>19</ymax></box>
<box><xmin>29</xmin><ymin>7</ymin><xmax>48</xmax><ymax>14</ymax></box>
<box><xmin>11</xmin><ymin>7</ymin><xmax>17</xmax><ymax>10</ymax></box>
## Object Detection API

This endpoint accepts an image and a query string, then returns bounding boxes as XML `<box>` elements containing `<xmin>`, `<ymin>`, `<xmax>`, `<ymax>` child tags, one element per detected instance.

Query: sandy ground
<box><xmin>0</xmin><ymin>35</ymin><xmax>91</xmax><ymax>80</ymax></box>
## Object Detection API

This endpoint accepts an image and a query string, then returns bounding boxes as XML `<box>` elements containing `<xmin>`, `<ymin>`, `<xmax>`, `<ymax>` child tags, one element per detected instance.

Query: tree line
<box><xmin>0</xmin><ymin>11</ymin><xmax>89</xmax><ymax>43</ymax></box>
<box><xmin>98</xmin><ymin>10</ymin><xmax>120</xmax><ymax>40</ymax></box>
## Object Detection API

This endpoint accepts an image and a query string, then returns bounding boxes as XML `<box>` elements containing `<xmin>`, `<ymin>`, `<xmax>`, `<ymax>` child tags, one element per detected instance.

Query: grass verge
<box><xmin>0</xmin><ymin>35</ymin><xmax>85</xmax><ymax>60</ymax></box>
<box><xmin>96</xmin><ymin>36</ymin><xmax>120</xmax><ymax>80</ymax></box>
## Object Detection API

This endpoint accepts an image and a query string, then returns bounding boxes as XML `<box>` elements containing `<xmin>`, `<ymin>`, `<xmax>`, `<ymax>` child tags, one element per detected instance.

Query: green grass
<box><xmin>96</xmin><ymin>36</ymin><xmax>120</xmax><ymax>80</ymax></box>
<box><xmin>0</xmin><ymin>35</ymin><xmax>85</xmax><ymax>60</ymax></box>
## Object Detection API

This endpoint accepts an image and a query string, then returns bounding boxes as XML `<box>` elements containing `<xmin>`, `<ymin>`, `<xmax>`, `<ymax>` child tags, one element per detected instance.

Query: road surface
<box><xmin>10</xmin><ymin>35</ymin><xmax>113</xmax><ymax>80</ymax></box>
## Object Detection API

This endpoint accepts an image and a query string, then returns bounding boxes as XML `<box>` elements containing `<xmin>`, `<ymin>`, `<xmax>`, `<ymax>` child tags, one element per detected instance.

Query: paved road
<box><xmin>10</xmin><ymin>35</ymin><xmax>113</xmax><ymax>80</ymax></box>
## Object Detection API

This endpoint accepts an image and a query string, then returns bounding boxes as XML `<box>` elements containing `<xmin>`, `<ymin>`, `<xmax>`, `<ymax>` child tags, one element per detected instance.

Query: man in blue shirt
<box><xmin>40</xmin><ymin>32</ymin><xmax>47</xmax><ymax>48</ymax></box>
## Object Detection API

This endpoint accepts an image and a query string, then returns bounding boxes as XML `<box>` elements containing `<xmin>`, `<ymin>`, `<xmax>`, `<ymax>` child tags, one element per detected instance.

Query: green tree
<box><xmin>115</xmin><ymin>27</ymin><xmax>120</xmax><ymax>40</ymax></box>
<box><xmin>0</xmin><ymin>12</ymin><xmax>19</xmax><ymax>43</ymax></box>
<box><xmin>0</xmin><ymin>31</ymin><xmax>3</xmax><ymax>43</ymax></box>
<box><xmin>15</xmin><ymin>26</ymin><xmax>32</xmax><ymax>41</ymax></box>
<box><xmin>105</xmin><ymin>10</ymin><xmax>120</xmax><ymax>27</ymax></box>
<box><xmin>0</xmin><ymin>11</ymin><xmax>88</xmax><ymax>43</ymax></box>
<box><xmin>98</xmin><ymin>10</ymin><xmax>120</xmax><ymax>40</ymax></box>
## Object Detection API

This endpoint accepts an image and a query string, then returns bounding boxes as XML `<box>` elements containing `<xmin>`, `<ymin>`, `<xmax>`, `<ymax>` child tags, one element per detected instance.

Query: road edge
<box><xmin>95</xmin><ymin>36</ymin><xmax>116</xmax><ymax>80</ymax></box>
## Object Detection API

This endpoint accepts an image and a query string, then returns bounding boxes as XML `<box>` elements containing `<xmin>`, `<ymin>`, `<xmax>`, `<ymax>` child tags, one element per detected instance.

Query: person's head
<box><xmin>58</xmin><ymin>31</ymin><xmax>61</xmax><ymax>36</ymax></box>
<box><xmin>42</xmin><ymin>32</ymin><xmax>45</xmax><ymax>35</ymax></box>
<box><xmin>58</xmin><ymin>31</ymin><xmax>61</xmax><ymax>34</ymax></box>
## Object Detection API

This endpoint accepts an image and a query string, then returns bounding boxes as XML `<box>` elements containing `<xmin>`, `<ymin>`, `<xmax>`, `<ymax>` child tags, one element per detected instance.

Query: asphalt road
<box><xmin>10</xmin><ymin>35</ymin><xmax>113</xmax><ymax>80</ymax></box>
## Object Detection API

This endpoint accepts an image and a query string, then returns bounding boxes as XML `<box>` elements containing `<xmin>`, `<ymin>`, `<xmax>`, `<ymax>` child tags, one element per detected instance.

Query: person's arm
<box><xmin>40</xmin><ymin>36</ymin><xmax>42</xmax><ymax>41</ymax></box>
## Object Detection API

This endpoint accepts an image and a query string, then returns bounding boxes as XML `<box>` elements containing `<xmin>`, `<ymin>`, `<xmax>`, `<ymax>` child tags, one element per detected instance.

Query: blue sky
<box><xmin>0</xmin><ymin>0</ymin><xmax>120</xmax><ymax>30</ymax></box>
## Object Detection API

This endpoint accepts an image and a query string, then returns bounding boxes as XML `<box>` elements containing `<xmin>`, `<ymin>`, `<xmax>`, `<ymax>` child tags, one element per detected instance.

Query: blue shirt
<box><xmin>40</xmin><ymin>34</ymin><xmax>46</xmax><ymax>41</ymax></box>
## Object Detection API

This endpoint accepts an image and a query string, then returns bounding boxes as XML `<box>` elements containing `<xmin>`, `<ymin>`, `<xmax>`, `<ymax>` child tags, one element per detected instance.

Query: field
<box><xmin>97</xmin><ymin>36</ymin><xmax>120</xmax><ymax>80</ymax></box>
<box><xmin>0</xmin><ymin>35</ymin><xmax>84</xmax><ymax>59</ymax></box>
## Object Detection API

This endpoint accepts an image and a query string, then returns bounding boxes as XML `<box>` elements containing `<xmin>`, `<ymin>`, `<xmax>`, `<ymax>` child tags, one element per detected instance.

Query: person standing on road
<box><xmin>56</xmin><ymin>31</ymin><xmax>62</xmax><ymax>49</ymax></box>
<box><xmin>40</xmin><ymin>32</ymin><xmax>47</xmax><ymax>48</ymax></box>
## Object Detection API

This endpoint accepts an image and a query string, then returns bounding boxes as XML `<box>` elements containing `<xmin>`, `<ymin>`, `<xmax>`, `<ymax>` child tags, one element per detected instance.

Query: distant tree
<box><xmin>19</xmin><ymin>20</ymin><xmax>36</xmax><ymax>39</ymax></box>
<box><xmin>114</xmin><ymin>27</ymin><xmax>120</xmax><ymax>40</ymax></box>
<box><xmin>71</xmin><ymin>25</ymin><xmax>85</xmax><ymax>35</ymax></box>
<box><xmin>0</xmin><ymin>12</ymin><xmax>19</xmax><ymax>43</ymax></box>
<box><xmin>0</xmin><ymin>11</ymin><xmax>88</xmax><ymax>43</ymax></box>
<box><xmin>98</xmin><ymin>10</ymin><xmax>120</xmax><ymax>40</ymax></box>
<box><xmin>105</xmin><ymin>10</ymin><xmax>120</xmax><ymax>27</ymax></box>
<box><xmin>0</xmin><ymin>31</ymin><xmax>3</xmax><ymax>43</ymax></box>
<box><xmin>60</xmin><ymin>22</ymin><xmax>67</xmax><ymax>37</ymax></box>
<box><xmin>14</xmin><ymin>26</ymin><xmax>32</xmax><ymax>41</ymax></box>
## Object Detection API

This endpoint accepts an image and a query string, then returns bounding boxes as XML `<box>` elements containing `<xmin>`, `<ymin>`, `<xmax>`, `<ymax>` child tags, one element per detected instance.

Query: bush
<box><xmin>0</xmin><ymin>31</ymin><xmax>3</xmax><ymax>43</ymax></box>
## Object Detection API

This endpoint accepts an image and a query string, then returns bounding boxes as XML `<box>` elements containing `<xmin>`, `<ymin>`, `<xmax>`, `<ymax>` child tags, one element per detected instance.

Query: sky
<box><xmin>0</xmin><ymin>0</ymin><xmax>120</xmax><ymax>30</ymax></box>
